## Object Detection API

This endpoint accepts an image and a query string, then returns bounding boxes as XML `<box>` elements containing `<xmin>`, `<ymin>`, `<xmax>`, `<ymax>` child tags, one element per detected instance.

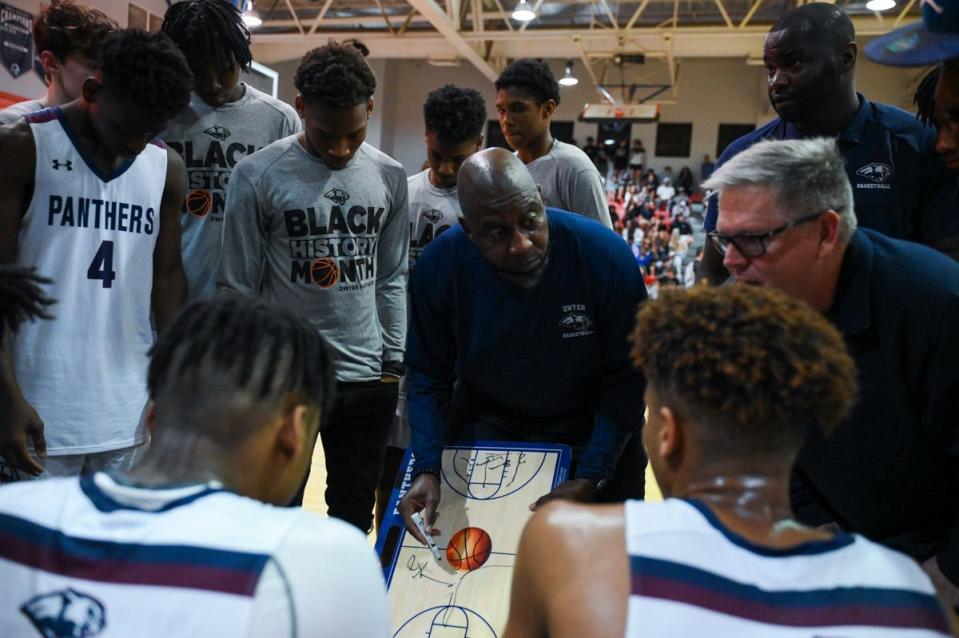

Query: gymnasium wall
<box><xmin>274</xmin><ymin>50</ymin><xmax>925</xmax><ymax>178</ymax></box>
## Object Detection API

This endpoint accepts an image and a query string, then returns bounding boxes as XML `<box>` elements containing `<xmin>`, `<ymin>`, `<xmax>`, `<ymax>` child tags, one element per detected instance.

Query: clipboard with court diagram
<box><xmin>376</xmin><ymin>441</ymin><xmax>572</xmax><ymax>638</ymax></box>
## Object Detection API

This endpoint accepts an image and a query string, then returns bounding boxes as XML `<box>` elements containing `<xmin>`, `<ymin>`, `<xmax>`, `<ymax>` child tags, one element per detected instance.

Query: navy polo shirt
<box><xmin>705</xmin><ymin>94</ymin><xmax>947</xmax><ymax>243</ymax></box>
<box><xmin>791</xmin><ymin>228</ymin><xmax>959</xmax><ymax>582</ymax></box>
<box><xmin>405</xmin><ymin>209</ymin><xmax>647</xmax><ymax>481</ymax></box>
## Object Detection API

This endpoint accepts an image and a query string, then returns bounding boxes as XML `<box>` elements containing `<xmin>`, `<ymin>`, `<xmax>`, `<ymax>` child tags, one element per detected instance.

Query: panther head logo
<box><xmin>203</xmin><ymin>125</ymin><xmax>231</xmax><ymax>141</ymax></box>
<box><xmin>422</xmin><ymin>209</ymin><xmax>443</xmax><ymax>224</ymax></box>
<box><xmin>324</xmin><ymin>188</ymin><xmax>350</xmax><ymax>205</ymax></box>
<box><xmin>856</xmin><ymin>163</ymin><xmax>893</xmax><ymax>184</ymax></box>
<box><xmin>21</xmin><ymin>588</ymin><xmax>106</xmax><ymax>638</ymax></box>
<box><xmin>559</xmin><ymin>313</ymin><xmax>593</xmax><ymax>332</ymax></box>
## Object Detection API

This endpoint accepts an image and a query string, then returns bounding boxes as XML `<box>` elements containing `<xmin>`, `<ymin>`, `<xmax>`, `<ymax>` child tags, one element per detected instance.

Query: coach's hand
<box><xmin>0</xmin><ymin>392</ymin><xmax>45</xmax><ymax>475</ymax></box>
<box><xmin>530</xmin><ymin>478</ymin><xmax>596</xmax><ymax>511</ymax></box>
<box><xmin>400</xmin><ymin>473</ymin><xmax>441</xmax><ymax>545</ymax></box>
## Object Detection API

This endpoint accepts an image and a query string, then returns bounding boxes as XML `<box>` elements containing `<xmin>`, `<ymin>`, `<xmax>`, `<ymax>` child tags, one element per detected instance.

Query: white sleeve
<box><xmin>249</xmin><ymin>513</ymin><xmax>390</xmax><ymax>638</ymax></box>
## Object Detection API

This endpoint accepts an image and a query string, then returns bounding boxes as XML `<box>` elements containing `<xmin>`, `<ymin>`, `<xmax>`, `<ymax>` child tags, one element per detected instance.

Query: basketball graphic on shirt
<box><xmin>446</xmin><ymin>527</ymin><xmax>492</xmax><ymax>571</ymax></box>
<box><xmin>185</xmin><ymin>189</ymin><xmax>212</xmax><ymax>217</ymax></box>
<box><xmin>311</xmin><ymin>257</ymin><xmax>340</xmax><ymax>288</ymax></box>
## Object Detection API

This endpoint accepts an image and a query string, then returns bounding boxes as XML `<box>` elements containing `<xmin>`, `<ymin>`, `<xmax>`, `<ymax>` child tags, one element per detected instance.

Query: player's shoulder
<box><xmin>553</xmin><ymin>141</ymin><xmax>598</xmax><ymax>170</ymax></box>
<box><xmin>866</xmin><ymin>97</ymin><xmax>934</xmax><ymax>139</ymax></box>
<box><xmin>843</xmin><ymin>532</ymin><xmax>940</xmax><ymax>591</ymax></box>
<box><xmin>0</xmin><ymin>117</ymin><xmax>36</xmax><ymax>169</ymax></box>
<box><xmin>243</xmin><ymin>85</ymin><xmax>299</xmax><ymax>120</ymax></box>
<box><xmin>522</xmin><ymin>501</ymin><xmax>625</xmax><ymax>562</ymax></box>
<box><xmin>233</xmin><ymin>134</ymin><xmax>299</xmax><ymax>180</ymax></box>
<box><xmin>407</xmin><ymin>168</ymin><xmax>430</xmax><ymax>190</ymax></box>
<box><xmin>357</xmin><ymin>142</ymin><xmax>405</xmax><ymax>173</ymax></box>
<box><xmin>0</xmin><ymin>476</ymin><xmax>74</xmax><ymax>517</ymax></box>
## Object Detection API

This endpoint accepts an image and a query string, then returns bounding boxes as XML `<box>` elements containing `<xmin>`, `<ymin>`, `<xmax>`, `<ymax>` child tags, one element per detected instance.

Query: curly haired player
<box><xmin>0</xmin><ymin>0</ymin><xmax>117</xmax><ymax>123</ymax></box>
<box><xmin>495</xmin><ymin>58</ymin><xmax>610</xmax><ymax>227</ymax></box>
<box><xmin>161</xmin><ymin>0</ymin><xmax>300</xmax><ymax>298</ymax></box>
<box><xmin>218</xmin><ymin>41</ymin><xmax>408</xmax><ymax>532</ymax></box>
<box><xmin>504</xmin><ymin>284</ymin><xmax>957</xmax><ymax>638</ymax></box>
<box><xmin>0</xmin><ymin>29</ymin><xmax>191</xmax><ymax>479</ymax></box>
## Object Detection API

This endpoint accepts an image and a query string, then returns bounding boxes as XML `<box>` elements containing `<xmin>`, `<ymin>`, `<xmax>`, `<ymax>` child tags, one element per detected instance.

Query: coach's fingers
<box><xmin>4</xmin><ymin>440</ymin><xmax>42</xmax><ymax>476</ymax></box>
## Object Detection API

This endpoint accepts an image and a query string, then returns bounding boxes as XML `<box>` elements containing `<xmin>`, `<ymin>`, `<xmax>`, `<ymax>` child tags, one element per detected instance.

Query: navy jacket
<box><xmin>705</xmin><ymin>94</ymin><xmax>949</xmax><ymax>245</ymax></box>
<box><xmin>792</xmin><ymin>229</ymin><xmax>959</xmax><ymax>582</ymax></box>
<box><xmin>405</xmin><ymin>210</ymin><xmax>647</xmax><ymax>480</ymax></box>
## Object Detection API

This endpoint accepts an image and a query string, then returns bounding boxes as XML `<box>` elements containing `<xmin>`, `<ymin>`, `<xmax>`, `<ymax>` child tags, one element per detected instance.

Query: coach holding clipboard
<box><xmin>398</xmin><ymin>148</ymin><xmax>648</xmax><ymax>543</ymax></box>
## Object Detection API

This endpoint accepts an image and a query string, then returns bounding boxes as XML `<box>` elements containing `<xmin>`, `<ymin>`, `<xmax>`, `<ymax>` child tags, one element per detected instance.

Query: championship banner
<box><xmin>0</xmin><ymin>3</ymin><xmax>33</xmax><ymax>79</ymax></box>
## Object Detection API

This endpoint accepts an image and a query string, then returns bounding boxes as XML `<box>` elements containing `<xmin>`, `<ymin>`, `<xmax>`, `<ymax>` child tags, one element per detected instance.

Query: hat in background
<box><xmin>865</xmin><ymin>0</ymin><xmax>959</xmax><ymax>66</ymax></box>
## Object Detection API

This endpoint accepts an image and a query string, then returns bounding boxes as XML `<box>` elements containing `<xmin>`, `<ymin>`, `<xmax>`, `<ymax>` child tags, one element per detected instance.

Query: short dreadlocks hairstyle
<box><xmin>915</xmin><ymin>66</ymin><xmax>939</xmax><ymax>127</ymax></box>
<box><xmin>147</xmin><ymin>296</ymin><xmax>336</xmax><ymax>445</ymax></box>
<box><xmin>96</xmin><ymin>29</ymin><xmax>192</xmax><ymax>119</ymax></box>
<box><xmin>161</xmin><ymin>0</ymin><xmax>252</xmax><ymax>76</ymax></box>
<box><xmin>424</xmin><ymin>84</ymin><xmax>486</xmax><ymax>143</ymax></box>
<box><xmin>495</xmin><ymin>58</ymin><xmax>560</xmax><ymax>105</ymax></box>
<box><xmin>0</xmin><ymin>266</ymin><xmax>54</xmax><ymax>340</ymax></box>
<box><xmin>632</xmin><ymin>284</ymin><xmax>857</xmax><ymax>460</ymax></box>
<box><xmin>33</xmin><ymin>0</ymin><xmax>117</xmax><ymax>63</ymax></box>
<box><xmin>295</xmin><ymin>41</ymin><xmax>376</xmax><ymax>107</ymax></box>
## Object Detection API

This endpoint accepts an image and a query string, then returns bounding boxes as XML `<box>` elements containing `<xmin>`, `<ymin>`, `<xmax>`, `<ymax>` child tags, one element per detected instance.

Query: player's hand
<box><xmin>400</xmin><ymin>473</ymin><xmax>441</xmax><ymax>544</ymax></box>
<box><xmin>922</xmin><ymin>555</ymin><xmax>959</xmax><ymax>609</ymax></box>
<box><xmin>0</xmin><ymin>392</ymin><xmax>45</xmax><ymax>475</ymax></box>
<box><xmin>530</xmin><ymin>478</ymin><xmax>596</xmax><ymax>511</ymax></box>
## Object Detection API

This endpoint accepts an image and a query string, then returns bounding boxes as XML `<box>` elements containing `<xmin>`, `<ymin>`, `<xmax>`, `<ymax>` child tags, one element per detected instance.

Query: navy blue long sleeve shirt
<box><xmin>405</xmin><ymin>209</ymin><xmax>647</xmax><ymax>480</ymax></box>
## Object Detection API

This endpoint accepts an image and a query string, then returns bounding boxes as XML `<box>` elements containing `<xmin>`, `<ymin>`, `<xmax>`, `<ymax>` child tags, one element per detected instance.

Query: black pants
<box><xmin>295</xmin><ymin>380</ymin><xmax>398</xmax><ymax>533</ymax></box>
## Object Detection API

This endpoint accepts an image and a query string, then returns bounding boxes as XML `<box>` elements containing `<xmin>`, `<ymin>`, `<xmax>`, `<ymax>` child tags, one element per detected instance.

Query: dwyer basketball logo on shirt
<box><xmin>167</xmin><ymin>126</ymin><xmax>264</xmax><ymax>220</ymax></box>
<box><xmin>21</xmin><ymin>588</ymin><xmax>107</xmax><ymax>637</ymax></box>
<box><xmin>559</xmin><ymin>304</ymin><xmax>594</xmax><ymax>338</ymax></box>
<box><xmin>855</xmin><ymin>163</ymin><xmax>893</xmax><ymax>190</ymax></box>
<box><xmin>283</xmin><ymin>188</ymin><xmax>384</xmax><ymax>291</ymax></box>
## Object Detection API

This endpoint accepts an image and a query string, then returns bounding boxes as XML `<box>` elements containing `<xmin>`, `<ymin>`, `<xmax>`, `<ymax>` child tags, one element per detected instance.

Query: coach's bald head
<box><xmin>457</xmin><ymin>148</ymin><xmax>549</xmax><ymax>283</ymax></box>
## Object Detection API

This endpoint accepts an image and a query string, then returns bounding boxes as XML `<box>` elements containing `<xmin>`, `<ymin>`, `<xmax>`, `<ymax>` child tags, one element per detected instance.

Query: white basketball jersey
<box><xmin>14</xmin><ymin>108</ymin><xmax>167</xmax><ymax>455</ymax></box>
<box><xmin>624</xmin><ymin>499</ymin><xmax>951</xmax><ymax>637</ymax></box>
<box><xmin>0</xmin><ymin>473</ymin><xmax>303</xmax><ymax>638</ymax></box>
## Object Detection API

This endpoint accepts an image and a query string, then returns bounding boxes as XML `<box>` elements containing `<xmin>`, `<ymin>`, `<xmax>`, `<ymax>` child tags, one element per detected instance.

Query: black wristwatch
<box><xmin>382</xmin><ymin>360</ymin><xmax>405</xmax><ymax>380</ymax></box>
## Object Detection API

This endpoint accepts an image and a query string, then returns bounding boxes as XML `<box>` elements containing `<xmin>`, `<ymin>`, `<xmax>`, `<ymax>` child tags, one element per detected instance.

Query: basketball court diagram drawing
<box><xmin>377</xmin><ymin>441</ymin><xmax>571</xmax><ymax>637</ymax></box>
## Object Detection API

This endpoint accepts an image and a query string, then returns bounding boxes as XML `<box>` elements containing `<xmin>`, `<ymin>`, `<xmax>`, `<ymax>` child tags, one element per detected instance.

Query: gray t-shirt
<box><xmin>0</xmin><ymin>98</ymin><xmax>45</xmax><ymax>124</ymax></box>
<box><xmin>524</xmin><ymin>140</ymin><xmax>612</xmax><ymax>227</ymax></box>
<box><xmin>218</xmin><ymin>137</ymin><xmax>409</xmax><ymax>383</ymax></box>
<box><xmin>162</xmin><ymin>85</ymin><xmax>301</xmax><ymax>298</ymax></box>
<box><xmin>407</xmin><ymin>169</ymin><xmax>461</xmax><ymax>271</ymax></box>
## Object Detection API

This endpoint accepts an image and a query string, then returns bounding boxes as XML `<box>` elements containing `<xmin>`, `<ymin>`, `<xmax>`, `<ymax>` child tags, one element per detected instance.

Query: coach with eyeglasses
<box><xmin>704</xmin><ymin>136</ymin><xmax>959</xmax><ymax>605</ymax></box>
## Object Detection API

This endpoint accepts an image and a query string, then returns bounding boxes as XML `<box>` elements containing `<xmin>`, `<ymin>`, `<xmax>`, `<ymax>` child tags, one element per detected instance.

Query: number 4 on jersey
<box><xmin>87</xmin><ymin>240</ymin><xmax>116</xmax><ymax>289</ymax></box>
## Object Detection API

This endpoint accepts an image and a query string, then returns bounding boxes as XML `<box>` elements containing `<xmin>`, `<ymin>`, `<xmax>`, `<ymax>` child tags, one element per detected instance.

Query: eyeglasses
<box><xmin>707</xmin><ymin>210</ymin><xmax>828</xmax><ymax>258</ymax></box>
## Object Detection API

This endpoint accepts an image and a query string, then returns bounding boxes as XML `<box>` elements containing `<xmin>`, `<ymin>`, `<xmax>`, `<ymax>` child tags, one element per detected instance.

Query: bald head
<box><xmin>458</xmin><ymin>147</ymin><xmax>540</xmax><ymax>221</ymax></box>
<box><xmin>771</xmin><ymin>3</ymin><xmax>854</xmax><ymax>53</ymax></box>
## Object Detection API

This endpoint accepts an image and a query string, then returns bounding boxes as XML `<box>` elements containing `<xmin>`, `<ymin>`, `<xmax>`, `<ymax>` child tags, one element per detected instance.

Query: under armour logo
<box><xmin>52</xmin><ymin>160</ymin><xmax>72</xmax><ymax>171</ymax></box>
<box><xmin>921</xmin><ymin>0</ymin><xmax>944</xmax><ymax>14</ymax></box>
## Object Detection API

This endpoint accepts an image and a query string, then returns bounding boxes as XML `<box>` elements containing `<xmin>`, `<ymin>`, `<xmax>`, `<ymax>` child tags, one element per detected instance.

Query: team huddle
<box><xmin>0</xmin><ymin>0</ymin><xmax>958</xmax><ymax>636</ymax></box>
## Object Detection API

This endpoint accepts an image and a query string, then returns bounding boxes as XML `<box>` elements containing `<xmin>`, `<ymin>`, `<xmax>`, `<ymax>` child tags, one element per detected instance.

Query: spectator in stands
<box><xmin>629</xmin><ymin>139</ymin><xmax>646</xmax><ymax>182</ymax></box>
<box><xmin>644</xmin><ymin>168</ymin><xmax>659</xmax><ymax>189</ymax></box>
<box><xmin>700</xmin><ymin>153</ymin><xmax>715</xmax><ymax>181</ymax></box>
<box><xmin>673</xmin><ymin>213</ymin><xmax>693</xmax><ymax>236</ymax></box>
<box><xmin>582</xmin><ymin>136</ymin><xmax>601</xmax><ymax>167</ymax></box>
<box><xmin>656</xmin><ymin>178</ymin><xmax>676</xmax><ymax>203</ymax></box>
<box><xmin>676</xmin><ymin>166</ymin><xmax>695</xmax><ymax>194</ymax></box>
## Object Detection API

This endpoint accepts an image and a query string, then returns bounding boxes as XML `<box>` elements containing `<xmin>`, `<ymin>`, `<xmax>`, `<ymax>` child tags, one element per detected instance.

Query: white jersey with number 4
<box><xmin>625</xmin><ymin>498</ymin><xmax>951</xmax><ymax>637</ymax></box>
<box><xmin>13</xmin><ymin>108</ymin><xmax>166</xmax><ymax>455</ymax></box>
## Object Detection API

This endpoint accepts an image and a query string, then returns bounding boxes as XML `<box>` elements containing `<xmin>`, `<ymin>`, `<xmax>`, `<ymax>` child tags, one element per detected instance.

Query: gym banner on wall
<box><xmin>0</xmin><ymin>3</ymin><xmax>33</xmax><ymax>79</ymax></box>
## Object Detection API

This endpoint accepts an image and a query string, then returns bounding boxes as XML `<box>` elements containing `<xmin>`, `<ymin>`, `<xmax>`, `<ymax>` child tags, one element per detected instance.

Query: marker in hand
<box><xmin>411</xmin><ymin>511</ymin><xmax>443</xmax><ymax>563</ymax></box>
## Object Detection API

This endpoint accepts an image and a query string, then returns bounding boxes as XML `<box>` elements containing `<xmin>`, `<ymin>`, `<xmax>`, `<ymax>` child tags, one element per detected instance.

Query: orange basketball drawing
<box><xmin>311</xmin><ymin>257</ymin><xmax>340</xmax><ymax>288</ymax></box>
<box><xmin>185</xmin><ymin>189</ymin><xmax>212</xmax><ymax>217</ymax></box>
<box><xmin>446</xmin><ymin>527</ymin><xmax>492</xmax><ymax>572</ymax></box>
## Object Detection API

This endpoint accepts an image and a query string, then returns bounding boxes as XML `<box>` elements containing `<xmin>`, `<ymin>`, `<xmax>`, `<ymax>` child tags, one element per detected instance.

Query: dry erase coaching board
<box><xmin>376</xmin><ymin>441</ymin><xmax>572</xmax><ymax>638</ymax></box>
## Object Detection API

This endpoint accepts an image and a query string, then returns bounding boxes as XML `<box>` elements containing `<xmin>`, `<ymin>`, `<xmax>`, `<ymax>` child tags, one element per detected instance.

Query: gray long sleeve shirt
<box><xmin>218</xmin><ymin>136</ymin><xmax>409</xmax><ymax>382</ymax></box>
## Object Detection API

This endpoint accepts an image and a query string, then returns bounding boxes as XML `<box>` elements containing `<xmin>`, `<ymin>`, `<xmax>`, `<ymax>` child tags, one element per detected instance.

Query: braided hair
<box><xmin>161</xmin><ymin>0</ymin><xmax>252</xmax><ymax>74</ymax></box>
